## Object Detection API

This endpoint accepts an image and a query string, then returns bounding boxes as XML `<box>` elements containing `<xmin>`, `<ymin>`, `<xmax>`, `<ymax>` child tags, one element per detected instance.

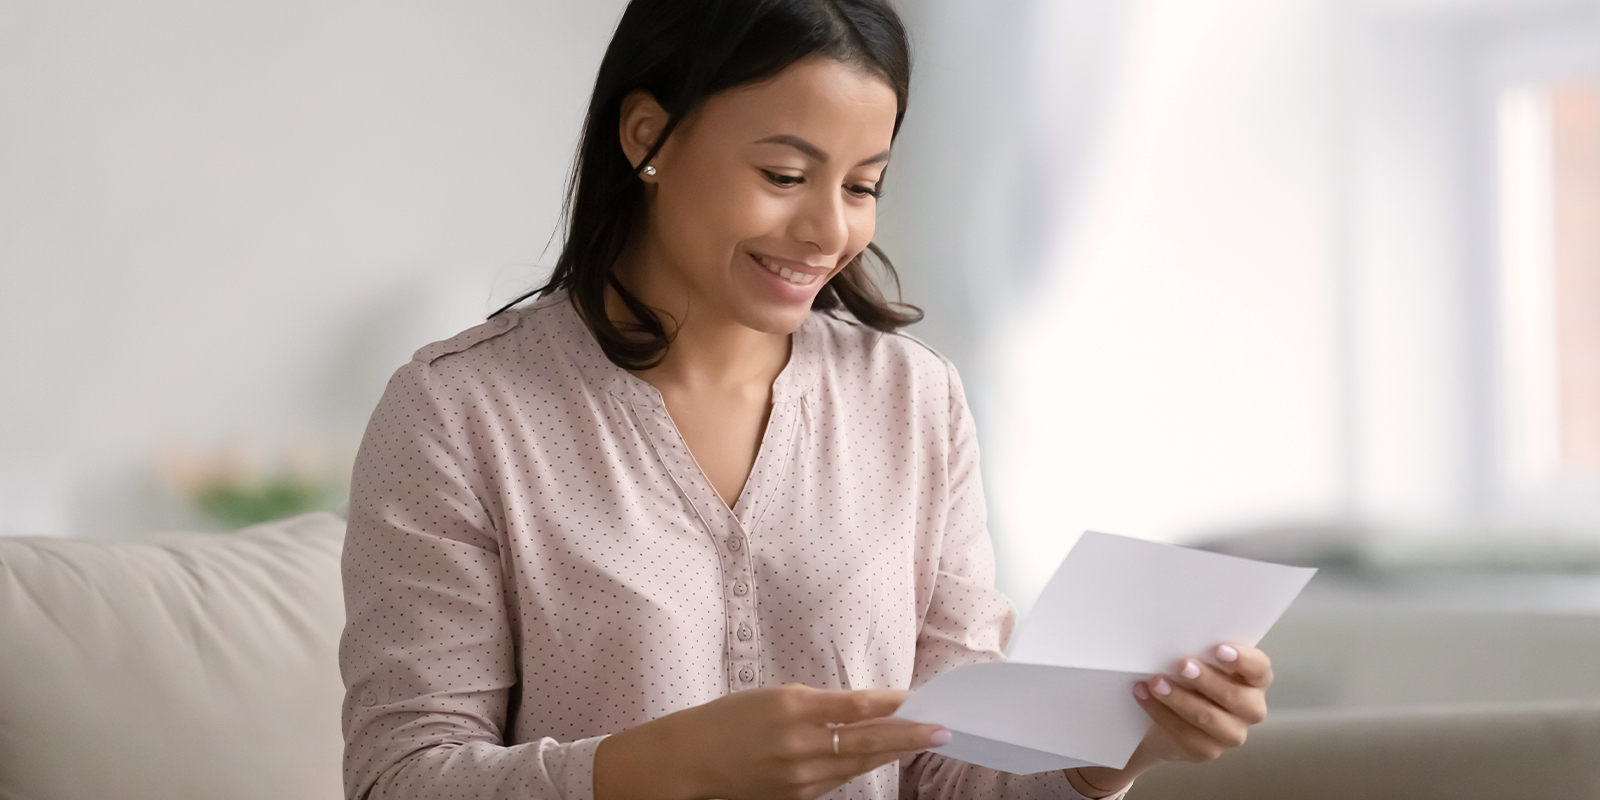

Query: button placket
<box><xmin>717</xmin><ymin>397</ymin><xmax>806</xmax><ymax>692</ymax></box>
<box><xmin>724</xmin><ymin>535</ymin><xmax>760</xmax><ymax>691</ymax></box>
<box><xmin>629</xmin><ymin>395</ymin><xmax>767</xmax><ymax>693</ymax></box>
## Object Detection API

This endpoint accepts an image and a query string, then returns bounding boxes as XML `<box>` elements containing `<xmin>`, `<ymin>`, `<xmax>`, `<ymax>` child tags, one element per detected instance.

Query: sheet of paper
<box><xmin>893</xmin><ymin>531</ymin><xmax>1316</xmax><ymax>774</ymax></box>
<box><xmin>1008</xmin><ymin>531</ymin><xmax>1319</xmax><ymax>671</ymax></box>
<box><xmin>918</xmin><ymin>730</ymin><xmax>1095</xmax><ymax>776</ymax></box>
<box><xmin>893</xmin><ymin>663</ymin><xmax>1150</xmax><ymax>770</ymax></box>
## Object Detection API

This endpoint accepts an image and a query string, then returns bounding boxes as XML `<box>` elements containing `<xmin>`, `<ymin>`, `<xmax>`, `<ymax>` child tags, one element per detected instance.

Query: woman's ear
<box><xmin>618</xmin><ymin>89</ymin><xmax>670</xmax><ymax>176</ymax></box>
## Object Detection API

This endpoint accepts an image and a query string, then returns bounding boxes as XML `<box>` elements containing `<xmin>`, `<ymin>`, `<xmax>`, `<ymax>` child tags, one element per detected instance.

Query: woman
<box><xmin>339</xmin><ymin>1</ymin><xmax>1274</xmax><ymax>798</ymax></box>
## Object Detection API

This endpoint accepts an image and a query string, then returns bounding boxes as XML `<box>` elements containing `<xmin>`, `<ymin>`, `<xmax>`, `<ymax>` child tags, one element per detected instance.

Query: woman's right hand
<box><xmin>594</xmin><ymin>683</ymin><xmax>950</xmax><ymax>800</ymax></box>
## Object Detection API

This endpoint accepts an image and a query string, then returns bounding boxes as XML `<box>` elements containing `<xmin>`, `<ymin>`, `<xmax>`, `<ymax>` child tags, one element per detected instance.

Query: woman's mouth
<box><xmin>751</xmin><ymin>252</ymin><xmax>821</xmax><ymax>286</ymax></box>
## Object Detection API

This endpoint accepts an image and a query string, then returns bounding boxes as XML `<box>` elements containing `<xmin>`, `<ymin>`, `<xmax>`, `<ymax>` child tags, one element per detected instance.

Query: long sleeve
<box><xmin>898</xmin><ymin>362</ymin><xmax>1130</xmax><ymax>800</ymax></box>
<box><xmin>339</xmin><ymin>359</ymin><xmax>605</xmax><ymax>800</ymax></box>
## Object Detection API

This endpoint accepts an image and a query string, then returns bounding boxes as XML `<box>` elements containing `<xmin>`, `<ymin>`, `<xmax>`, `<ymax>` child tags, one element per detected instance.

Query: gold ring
<box><xmin>832</xmin><ymin>728</ymin><xmax>840</xmax><ymax>755</ymax></box>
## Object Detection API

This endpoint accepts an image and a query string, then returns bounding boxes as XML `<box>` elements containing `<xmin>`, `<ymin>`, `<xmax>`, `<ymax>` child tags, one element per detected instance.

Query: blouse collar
<box><xmin>534</xmin><ymin>290</ymin><xmax>822</xmax><ymax>409</ymax></box>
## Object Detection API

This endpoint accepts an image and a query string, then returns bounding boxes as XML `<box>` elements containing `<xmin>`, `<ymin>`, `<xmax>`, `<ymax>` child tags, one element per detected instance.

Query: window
<box><xmin>1498</xmin><ymin>82</ymin><xmax>1600</xmax><ymax>490</ymax></box>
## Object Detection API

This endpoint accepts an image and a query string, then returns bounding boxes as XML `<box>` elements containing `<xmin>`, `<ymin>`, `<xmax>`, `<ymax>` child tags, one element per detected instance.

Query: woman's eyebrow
<box><xmin>753</xmin><ymin>134</ymin><xmax>891</xmax><ymax>166</ymax></box>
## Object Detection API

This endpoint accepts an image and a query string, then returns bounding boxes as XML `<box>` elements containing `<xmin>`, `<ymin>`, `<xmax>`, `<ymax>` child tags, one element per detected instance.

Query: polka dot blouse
<box><xmin>338</xmin><ymin>292</ymin><xmax>1119</xmax><ymax>800</ymax></box>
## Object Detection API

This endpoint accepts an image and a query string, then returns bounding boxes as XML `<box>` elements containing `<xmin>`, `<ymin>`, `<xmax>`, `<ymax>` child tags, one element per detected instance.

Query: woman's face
<box><xmin>618</xmin><ymin>56</ymin><xmax>898</xmax><ymax>336</ymax></box>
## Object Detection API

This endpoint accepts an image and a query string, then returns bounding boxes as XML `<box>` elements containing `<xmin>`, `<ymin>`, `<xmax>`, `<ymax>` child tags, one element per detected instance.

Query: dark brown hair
<box><xmin>491</xmin><ymin>0</ymin><xmax>923</xmax><ymax>369</ymax></box>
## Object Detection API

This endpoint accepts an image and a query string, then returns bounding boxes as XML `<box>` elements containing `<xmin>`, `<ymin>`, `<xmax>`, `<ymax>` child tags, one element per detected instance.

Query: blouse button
<box><xmin>733</xmin><ymin>581</ymin><xmax>749</xmax><ymax>596</ymax></box>
<box><xmin>726</xmin><ymin>536</ymin><xmax>743</xmax><ymax>552</ymax></box>
<box><xmin>737</xmin><ymin>624</ymin><xmax>753</xmax><ymax>641</ymax></box>
<box><xmin>360</xmin><ymin>693</ymin><xmax>376</xmax><ymax>707</ymax></box>
<box><xmin>738</xmin><ymin>666</ymin><xmax>756</xmax><ymax>683</ymax></box>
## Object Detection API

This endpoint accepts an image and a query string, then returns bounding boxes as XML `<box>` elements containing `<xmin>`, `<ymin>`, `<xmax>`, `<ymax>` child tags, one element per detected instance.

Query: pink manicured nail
<box><xmin>1153</xmin><ymin>678</ymin><xmax>1172</xmax><ymax>696</ymax></box>
<box><xmin>1181</xmin><ymin>660</ymin><xmax>1201</xmax><ymax>680</ymax></box>
<box><xmin>1133</xmin><ymin>682</ymin><xmax>1151</xmax><ymax>700</ymax></box>
<box><xmin>929</xmin><ymin>729</ymin><xmax>952</xmax><ymax>747</ymax></box>
<box><xmin>1217</xmin><ymin>644</ymin><xmax>1239</xmax><ymax>663</ymax></box>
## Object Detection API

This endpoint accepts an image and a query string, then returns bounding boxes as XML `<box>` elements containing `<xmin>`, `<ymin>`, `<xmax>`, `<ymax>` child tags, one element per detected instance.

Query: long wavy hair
<box><xmin>491</xmin><ymin>0</ymin><xmax>923</xmax><ymax>370</ymax></box>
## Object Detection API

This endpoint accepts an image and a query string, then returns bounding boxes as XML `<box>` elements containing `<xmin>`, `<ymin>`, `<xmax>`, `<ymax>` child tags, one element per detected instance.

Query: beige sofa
<box><xmin>3</xmin><ymin>513</ymin><xmax>1598</xmax><ymax>800</ymax></box>
<box><xmin>1130</xmin><ymin>703</ymin><xmax>1600</xmax><ymax>799</ymax></box>
<box><xmin>0</xmin><ymin>513</ymin><xmax>347</xmax><ymax>800</ymax></box>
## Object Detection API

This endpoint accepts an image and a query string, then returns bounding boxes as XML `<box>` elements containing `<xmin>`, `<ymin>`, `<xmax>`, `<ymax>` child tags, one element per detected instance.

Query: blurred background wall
<box><xmin>3</xmin><ymin>0</ymin><xmax>1600</xmax><ymax>708</ymax></box>
<box><xmin>0</xmin><ymin>0</ymin><xmax>618</xmax><ymax>536</ymax></box>
<box><xmin>878</xmin><ymin>0</ymin><xmax>1600</xmax><ymax>608</ymax></box>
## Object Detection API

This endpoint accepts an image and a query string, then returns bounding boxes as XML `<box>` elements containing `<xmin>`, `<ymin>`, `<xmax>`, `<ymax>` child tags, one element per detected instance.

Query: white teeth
<box><xmin>755</xmin><ymin>254</ymin><xmax>818</xmax><ymax>285</ymax></box>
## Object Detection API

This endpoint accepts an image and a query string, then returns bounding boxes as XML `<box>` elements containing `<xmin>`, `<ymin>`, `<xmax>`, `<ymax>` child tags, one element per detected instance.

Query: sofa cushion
<box><xmin>1129</xmin><ymin>701</ymin><xmax>1600</xmax><ymax>800</ymax></box>
<box><xmin>0</xmin><ymin>512</ymin><xmax>347</xmax><ymax>800</ymax></box>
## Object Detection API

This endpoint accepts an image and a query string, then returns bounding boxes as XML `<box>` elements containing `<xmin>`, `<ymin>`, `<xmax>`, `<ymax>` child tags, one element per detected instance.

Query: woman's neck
<box><xmin>606</xmin><ymin>255</ymin><xmax>791</xmax><ymax>394</ymax></box>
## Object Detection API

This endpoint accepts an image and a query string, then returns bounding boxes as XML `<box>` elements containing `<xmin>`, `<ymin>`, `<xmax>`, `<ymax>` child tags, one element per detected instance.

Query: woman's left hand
<box><xmin>1064</xmin><ymin>642</ymin><xmax>1273</xmax><ymax>798</ymax></box>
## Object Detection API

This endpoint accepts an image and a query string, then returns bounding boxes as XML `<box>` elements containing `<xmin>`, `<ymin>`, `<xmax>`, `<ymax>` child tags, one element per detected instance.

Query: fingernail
<box><xmin>1217</xmin><ymin>644</ymin><xmax>1239</xmax><ymax>663</ymax></box>
<box><xmin>1181</xmin><ymin>660</ymin><xmax>1201</xmax><ymax>680</ymax></box>
<box><xmin>1133</xmin><ymin>682</ymin><xmax>1151</xmax><ymax>700</ymax></box>
<box><xmin>1153</xmin><ymin>678</ymin><xmax>1172</xmax><ymax>696</ymax></box>
<box><xmin>929</xmin><ymin>729</ymin><xmax>952</xmax><ymax>747</ymax></box>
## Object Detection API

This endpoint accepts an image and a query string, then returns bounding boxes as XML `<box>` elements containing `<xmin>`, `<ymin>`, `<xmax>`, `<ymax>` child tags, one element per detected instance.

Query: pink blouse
<box><xmin>339</xmin><ymin>291</ymin><xmax>1122</xmax><ymax>800</ymax></box>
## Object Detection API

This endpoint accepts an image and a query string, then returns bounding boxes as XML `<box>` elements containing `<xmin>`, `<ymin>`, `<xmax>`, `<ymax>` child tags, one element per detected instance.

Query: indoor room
<box><xmin>3</xmin><ymin>0</ymin><xmax>1598</xmax><ymax>797</ymax></box>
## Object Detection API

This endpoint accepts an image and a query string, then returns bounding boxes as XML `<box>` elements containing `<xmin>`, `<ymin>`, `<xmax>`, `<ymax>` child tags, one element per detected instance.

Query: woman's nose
<box><xmin>791</xmin><ymin>186</ymin><xmax>850</xmax><ymax>256</ymax></box>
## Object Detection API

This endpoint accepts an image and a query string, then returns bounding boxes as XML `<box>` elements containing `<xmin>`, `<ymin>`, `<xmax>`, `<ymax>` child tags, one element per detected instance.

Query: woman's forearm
<box><xmin>593</xmin><ymin>716</ymin><xmax>699</xmax><ymax>800</ymax></box>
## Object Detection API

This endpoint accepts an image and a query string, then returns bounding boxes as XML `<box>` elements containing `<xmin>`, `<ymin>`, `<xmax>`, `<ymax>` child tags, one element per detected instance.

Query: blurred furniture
<box><xmin>1262</xmin><ymin>573</ymin><xmax>1600</xmax><ymax>710</ymax></box>
<box><xmin>4</xmin><ymin>513</ymin><xmax>1600</xmax><ymax>799</ymax></box>
<box><xmin>0</xmin><ymin>512</ymin><xmax>346</xmax><ymax>800</ymax></box>
<box><xmin>1204</xmin><ymin>526</ymin><xmax>1600</xmax><ymax>711</ymax></box>
<box><xmin>1131</xmin><ymin>702</ymin><xmax>1600</xmax><ymax>800</ymax></box>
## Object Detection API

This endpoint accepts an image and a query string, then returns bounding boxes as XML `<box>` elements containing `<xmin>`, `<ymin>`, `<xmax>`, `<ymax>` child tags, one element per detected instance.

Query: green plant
<box><xmin>193</xmin><ymin>475</ymin><xmax>342</xmax><ymax>528</ymax></box>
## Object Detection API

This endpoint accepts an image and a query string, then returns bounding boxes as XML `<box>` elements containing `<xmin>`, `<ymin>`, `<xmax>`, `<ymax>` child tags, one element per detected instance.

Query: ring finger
<box><xmin>804</xmin><ymin>722</ymin><xmax>944</xmax><ymax>786</ymax></box>
<box><xmin>825</xmin><ymin>719</ymin><xmax>947</xmax><ymax>759</ymax></box>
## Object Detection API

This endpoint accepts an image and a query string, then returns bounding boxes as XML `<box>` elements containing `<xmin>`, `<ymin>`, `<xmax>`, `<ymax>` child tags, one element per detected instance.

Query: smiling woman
<box><xmin>611</xmin><ymin>57</ymin><xmax>898</xmax><ymax>345</ymax></box>
<box><xmin>492</xmin><ymin>0</ymin><xmax>922</xmax><ymax>372</ymax></box>
<box><xmin>337</xmin><ymin>2</ymin><xmax>1272</xmax><ymax>800</ymax></box>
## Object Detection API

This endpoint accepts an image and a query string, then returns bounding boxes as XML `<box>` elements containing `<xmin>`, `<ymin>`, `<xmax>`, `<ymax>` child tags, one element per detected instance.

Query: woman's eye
<box><xmin>762</xmin><ymin>170</ymin><xmax>803</xmax><ymax>187</ymax></box>
<box><xmin>761</xmin><ymin>169</ymin><xmax>878</xmax><ymax>199</ymax></box>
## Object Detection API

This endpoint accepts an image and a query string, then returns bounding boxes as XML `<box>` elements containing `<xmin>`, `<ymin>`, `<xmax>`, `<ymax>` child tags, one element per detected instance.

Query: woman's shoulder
<box><xmin>805</xmin><ymin>309</ymin><xmax>960</xmax><ymax>398</ymax></box>
<box><xmin>415</xmin><ymin>292</ymin><xmax>584</xmax><ymax>364</ymax></box>
<box><xmin>409</xmin><ymin>314</ymin><xmax>523</xmax><ymax>368</ymax></box>
<box><xmin>387</xmin><ymin>294</ymin><xmax>572</xmax><ymax>397</ymax></box>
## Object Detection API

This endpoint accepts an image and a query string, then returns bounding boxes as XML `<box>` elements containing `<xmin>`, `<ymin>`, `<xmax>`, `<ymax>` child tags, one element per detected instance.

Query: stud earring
<box><xmin>642</xmin><ymin>165</ymin><xmax>657</xmax><ymax>177</ymax></box>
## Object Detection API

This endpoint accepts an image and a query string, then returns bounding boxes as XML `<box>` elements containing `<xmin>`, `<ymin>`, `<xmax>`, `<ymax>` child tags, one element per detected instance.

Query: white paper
<box><xmin>893</xmin><ymin>662</ymin><xmax>1150</xmax><ymax>770</ymax></box>
<box><xmin>893</xmin><ymin>531</ymin><xmax>1316</xmax><ymax>774</ymax></box>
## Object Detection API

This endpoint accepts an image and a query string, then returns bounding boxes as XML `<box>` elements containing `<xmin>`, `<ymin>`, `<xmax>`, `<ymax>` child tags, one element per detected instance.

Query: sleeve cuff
<box><xmin>1060</xmin><ymin>768</ymin><xmax>1133</xmax><ymax>800</ymax></box>
<box><xmin>546</xmin><ymin>734</ymin><xmax>609</xmax><ymax>800</ymax></box>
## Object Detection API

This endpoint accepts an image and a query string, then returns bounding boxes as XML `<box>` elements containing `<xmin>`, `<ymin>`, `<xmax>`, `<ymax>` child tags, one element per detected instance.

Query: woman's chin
<box><xmin>735</xmin><ymin>302</ymin><xmax>816</xmax><ymax>336</ymax></box>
